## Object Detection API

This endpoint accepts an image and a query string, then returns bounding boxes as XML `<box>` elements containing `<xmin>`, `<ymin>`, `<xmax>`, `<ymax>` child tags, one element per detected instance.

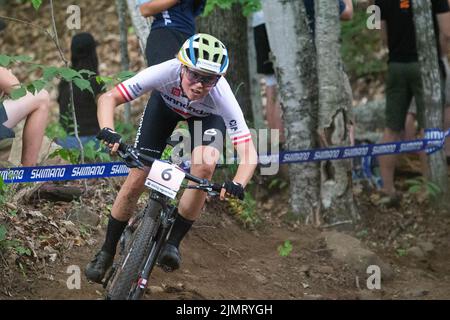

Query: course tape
<box><xmin>1</xmin><ymin>128</ymin><xmax>448</xmax><ymax>184</ymax></box>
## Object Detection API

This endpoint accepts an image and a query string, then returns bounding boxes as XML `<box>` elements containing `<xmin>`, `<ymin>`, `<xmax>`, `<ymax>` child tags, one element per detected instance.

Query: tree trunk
<box><xmin>197</xmin><ymin>4</ymin><xmax>252</xmax><ymax>121</ymax></box>
<box><xmin>125</xmin><ymin>0</ymin><xmax>151</xmax><ymax>57</ymax></box>
<box><xmin>412</xmin><ymin>0</ymin><xmax>448</xmax><ymax>203</ymax></box>
<box><xmin>315</xmin><ymin>0</ymin><xmax>358</xmax><ymax>226</ymax></box>
<box><xmin>262</xmin><ymin>0</ymin><xmax>321</xmax><ymax>222</ymax></box>
<box><xmin>247</xmin><ymin>15</ymin><xmax>265</xmax><ymax>130</ymax></box>
<box><xmin>116</xmin><ymin>0</ymin><xmax>132</xmax><ymax>123</ymax></box>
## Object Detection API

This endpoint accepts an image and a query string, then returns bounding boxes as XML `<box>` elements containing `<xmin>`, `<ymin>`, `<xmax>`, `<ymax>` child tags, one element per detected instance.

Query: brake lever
<box><xmin>118</xmin><ymin>148</ymin><xmax>145</xmax><ymax>169</ymax></box>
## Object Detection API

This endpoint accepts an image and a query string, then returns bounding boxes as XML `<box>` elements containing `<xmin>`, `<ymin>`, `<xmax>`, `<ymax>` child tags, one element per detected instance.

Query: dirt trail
<box><xmin>13</xmin><ymin>200</ymin><xmax>450</xmax><ymax>301</ymax></box>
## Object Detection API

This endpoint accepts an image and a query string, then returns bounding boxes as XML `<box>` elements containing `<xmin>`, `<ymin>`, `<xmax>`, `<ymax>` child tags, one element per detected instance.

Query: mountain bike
<box><xmin>100</xmin><ymin>139</ymin><xmax>222</xmax><ymax>300</ymax></box>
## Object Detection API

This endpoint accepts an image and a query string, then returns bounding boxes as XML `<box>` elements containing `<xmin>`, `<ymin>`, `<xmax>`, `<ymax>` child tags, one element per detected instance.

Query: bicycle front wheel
<box><xmin>106</xmin><ymin>199</ymin><xmax>161</xmax><ymax>300</ymax></box>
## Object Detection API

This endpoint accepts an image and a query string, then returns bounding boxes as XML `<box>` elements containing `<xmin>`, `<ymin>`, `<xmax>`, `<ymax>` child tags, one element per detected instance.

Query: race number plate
<box><xmin>145</xmin><ymin>160</ymin><xmax>186</xmax><ymax>199</ymax></box>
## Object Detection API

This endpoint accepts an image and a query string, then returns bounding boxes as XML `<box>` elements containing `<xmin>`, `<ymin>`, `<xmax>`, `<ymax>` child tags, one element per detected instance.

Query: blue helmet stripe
<box><xmin>220</xmin><ymin>52</ymin><xmax>228</xmax><ymax>73</ymax></box>
<box><xmin>189</xmin><ymin>36</ymin><xmax>196</xmax><ymax>66</ymax></box>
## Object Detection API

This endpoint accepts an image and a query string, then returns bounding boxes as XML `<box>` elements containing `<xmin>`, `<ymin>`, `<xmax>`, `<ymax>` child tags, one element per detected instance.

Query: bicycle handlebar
<box><xmin>114</xmin><ymin>141</ymin><xmax>223</xmax><ymax>194</ymax></box>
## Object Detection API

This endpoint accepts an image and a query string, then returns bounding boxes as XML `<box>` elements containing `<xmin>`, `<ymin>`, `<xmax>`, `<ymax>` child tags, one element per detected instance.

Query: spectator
<box><xmin>375</xmin><ymin>0</ymin><xmax>450</xmax><ymax>204</ymax></box>
<box><xmin>0</xmin><ymin>67</ymin><xmax>50</xmax><ymax>166</ymax></box>
<box><xmin>56</xmin><ymin>32</ymin><xmax>104</xmax><ymax>149</ymax></box>
<box><xmin>252</xmin><ymin>0</ymin><xmax>354</xmax><ymax>147</ymax></box>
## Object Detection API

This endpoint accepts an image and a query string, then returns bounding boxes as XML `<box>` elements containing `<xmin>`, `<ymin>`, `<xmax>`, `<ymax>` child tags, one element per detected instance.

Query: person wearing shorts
<box><xmin>375</xmin><ymin>0</ymin><xmax>450</xmax><ymax>202</ymax></box>
<box><xmin>0</xmin><ymin>67</ymin><xmax>50</xmax><ymax>166</ymax></box>
<box><xmin>85</xmin><ymin>34</ymin><xmax>258</xmax><ymax>283</ymax></box>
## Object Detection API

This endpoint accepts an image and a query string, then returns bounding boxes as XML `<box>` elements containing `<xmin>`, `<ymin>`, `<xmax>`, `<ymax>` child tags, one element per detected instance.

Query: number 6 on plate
<box><xmin>145</xmin><ymin>160</ymin><xmax>186</xmax><ymax>199</ymax></box>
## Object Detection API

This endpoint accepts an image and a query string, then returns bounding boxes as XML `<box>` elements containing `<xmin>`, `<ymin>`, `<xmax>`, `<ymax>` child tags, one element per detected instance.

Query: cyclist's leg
<box><xmin>86</xmin><ymin>92</ymin><xmax>181</xmax><ymax>282</ymax></box>
<box><xmin>108</xmin><ymin>91</ymin><xmax>182</xmax><ymax>244</ymax></box>
<box><xmin>2</xmin><ymin>90</ymin><xmax>50</xmax><ymax>166</ymax></box>
<box><xmin>159</xmin><ymin>115</ymin><xmax>225</xmax><ymax>270</ymax></box>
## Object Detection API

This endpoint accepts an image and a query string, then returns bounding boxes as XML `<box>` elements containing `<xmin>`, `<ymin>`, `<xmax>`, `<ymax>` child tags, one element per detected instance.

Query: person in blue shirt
<box><xmin>139</xmin><ymin>0</ymin><xmax>206</xmax><ymax>66</ymax></box>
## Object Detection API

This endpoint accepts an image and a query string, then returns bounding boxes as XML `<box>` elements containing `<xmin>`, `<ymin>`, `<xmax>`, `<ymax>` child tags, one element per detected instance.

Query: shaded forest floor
<box><xmin>1</xmin><ymin>158</ymin><xmax>450</xmax><ymax>300</ymax></box>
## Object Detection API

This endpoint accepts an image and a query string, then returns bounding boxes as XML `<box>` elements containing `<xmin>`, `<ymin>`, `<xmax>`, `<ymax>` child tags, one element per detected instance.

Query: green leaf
<box><xmin>408</xmin><ymin>185</ymin><xmax>422</xmax><ymax>194</ymax></box>
<box><xmin>78</xmin><ymin>69</ymin><xmax>96</xmax><ymax>77</ymax></box>
<box><xmin>58</xmin><ymin>68</ymin><xmax>80</xmax><ymax>81</ymax></box>
<box><xmin>31</xmin><ymin>0</ymin><xmax>43</xmax><ymax>10</ymax></box>
<box><xmin>0</xmin><ymin>55</ymin><xmax>12</xmax><ymax>67</ymax></box>
<box><xmin>0</xmin><ymin>225</ymin><xmax>7</xmax><ymax>242</ymax></box>
<box><xmin>10</xmin><ymin>87</ymin><xmax>27</xmax><ymax>100</ymax></box>
<box><xmin>31</xmin><ymin>79</ymin><xmax>47</xmax><ymax>93</ymax></box>
<box><xmin>278</xmin><ymin>240</ymin><xmax>293</xmax><ymax>257</ymax></box>
<box><xmin>116</xmin><ymin>70</ymin><xmax>136</xmax><ymax>82</ymax></box>
<box><xmin>12</xmin><ymin>55</ymin><xmax>33</xmax><ymax>63</ymax></box>
<box><xmin>43</xmin><ymin>66</ymin><xmax>59</xmax><ymax>81</ymax></box>
<box><xmin>73</xmin><ymin>78</ymin><xmax>94</xmax><ymax>95</ymax></box>
<box><xmin>15</xmin><ymin>246</ymin><xmax>31</xmax><ymax>256</ymax></box>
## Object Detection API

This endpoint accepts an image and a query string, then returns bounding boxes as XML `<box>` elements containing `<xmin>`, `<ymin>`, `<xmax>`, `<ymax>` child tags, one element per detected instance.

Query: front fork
<box><xmin>134</xmin><ymin>197</ymin><xmax>177</xmax><ymax>294</ymax></box>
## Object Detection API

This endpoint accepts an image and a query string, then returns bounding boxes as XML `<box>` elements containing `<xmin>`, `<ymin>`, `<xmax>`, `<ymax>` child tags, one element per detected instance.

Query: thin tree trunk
<box><xmin>116</xmin><ymin>0</ymin><xmax>131</xmax><ymax>123</ymax></box>
<box><xmin>125</xmin><ymin>0</ymin><xmax>151</xmax><ymax>57</ymax></box>
<box><xmin>262</xmin><ymin>0</ymin><xmax>320</xmax><ymax>222</ymax></box>
<box><xmin>412</xmin><ymin>0</ymin><xmax>448</xmax><ymax>204</ymax></box>
<box><xmin>247</xmin><ymin>16</ymin><xmax>265</xmax><ymax>130</ymax></box>
<box><xmin>197</xmin><ymin>4</ymin><xmax>253</xmax><ymax>121</ymax></box>
<box><xmin>315</xmin><ymin>0</ymin><xmax>358</xmax><ymax>226</ymax></box>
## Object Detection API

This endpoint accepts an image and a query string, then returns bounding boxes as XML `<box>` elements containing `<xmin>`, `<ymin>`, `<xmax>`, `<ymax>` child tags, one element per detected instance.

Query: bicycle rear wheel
<box><xmin>106</xmin><ymin>199</ymin><xmax>161</xmax><ymax>300</ymax></box>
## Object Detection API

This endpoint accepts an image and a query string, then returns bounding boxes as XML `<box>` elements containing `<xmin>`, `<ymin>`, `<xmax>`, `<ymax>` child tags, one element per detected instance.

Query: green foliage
<box><xmin>228</xmin><ymin>192</ymin><xmax>260</xmax><ymax>228</ymax></box>
<box><xmin>115</xmin><ymin>121</ymin><xmax>137</xmax><ymax>143</ymax></box>
<box><xmin>268</xmin><ymin>177</ymin><xmax>288</xmax><ymax>190</ymax></box>
<box><xmin>405</xmin><ymin>177</ymin><xmax>441</xmax><ymax>200</ymax></box>
<box><xmin>203</xmin><ymin>0</ymin><xmax>261</xmax><ymax>16</ymax></box>
<box><xmin>0</xmin><ymin>176</ymin><xmax>9</xmax><ymax>205</ymax></box>
<box><xmin>0</xmin><ymin>225</ymin><xmax>31</xmax><ymax>257</ymax></box>
<box><xmin>340</xmin><ymin>8</ymin><xmax>387</xmax><ymax>77</ymax></box>
<box><xmin>278</xmin><ymin>240</ymin><xmax>293</xmax><ymax>257</ymax></box>
<box><xmin>396</xmin><ymin>248</ymin><xmax>407</xmax><ymax>257</ymax></box>
<box><xmin>45</xmin><ymin>121</ymin><xmax>67</xmax><ymax>141</ymax></box>
<box><xmin>30</xmin><ymin>0</ymin><xmax>42</xmax><ymax>10</ymax></box>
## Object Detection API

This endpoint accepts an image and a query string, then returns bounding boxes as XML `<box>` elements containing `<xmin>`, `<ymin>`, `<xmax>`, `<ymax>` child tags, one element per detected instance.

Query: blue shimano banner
<box><xmin>0</xmin><ymin>162</ymin><xmax>130</xmax><ymax>184</ymax></box>
<box><xmin>1</xmin><ymin>129</ymin><xmax>448</xmax><ymax>184</ymax></box>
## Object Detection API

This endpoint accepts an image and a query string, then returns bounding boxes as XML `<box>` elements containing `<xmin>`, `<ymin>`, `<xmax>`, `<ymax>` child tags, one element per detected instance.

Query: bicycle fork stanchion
<box><xmin>131</xmin><ymin>199</ymin><xmax>177</xmax><ymax>299</ymax></box>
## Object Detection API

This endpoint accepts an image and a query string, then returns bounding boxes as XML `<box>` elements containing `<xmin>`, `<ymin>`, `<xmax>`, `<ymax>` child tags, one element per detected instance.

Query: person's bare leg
<box><xmin>379</xmin><ymin>128</ymin><xmax>401</xmax><ymax>195</ymax></box>
<box><xmin>3</xmin><ymin>90</ymin><xmax>50</xmax><ymax>166</ymax></box>
<box><xmin>178</xmin><ymin>145</ymin><xmax>219</xmax><ymax>220</ymax></box>
<box><xmin>111</xmin><ymin>168</ymin><xmax>150</xmax><ymax>221</ymax></box>
<box><xmin>265</xmin><ymin>85</ymin><xmax>285</xmax><ymax>144</ymax></box>
<box><xmin>404</xmin><ymin>112</ymin><xmax>417</xmax><ymax>141</ymax></box>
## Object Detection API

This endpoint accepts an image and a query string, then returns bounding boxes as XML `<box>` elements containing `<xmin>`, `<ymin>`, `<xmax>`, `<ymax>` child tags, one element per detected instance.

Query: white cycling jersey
<box><xmin>116</xmin><ymin>59</ymin><xmax>252</xmax><ymax>146</ymax></box>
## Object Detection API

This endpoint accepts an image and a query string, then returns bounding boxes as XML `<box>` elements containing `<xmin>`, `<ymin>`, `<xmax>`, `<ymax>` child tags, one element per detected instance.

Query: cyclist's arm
<box><xmin>97</xmin><ymin>88</ymin><xmax>126</xmax><ymax>131</ymax></box>
<box><xmin>140</xmin><ymin>0</ymin><xmax>180</xmax><ymax>17</ymax></box>
<box><xmin>233</xmin><ymin>139</ymin><xmax>258</xmax><ymax>188</ymax></box>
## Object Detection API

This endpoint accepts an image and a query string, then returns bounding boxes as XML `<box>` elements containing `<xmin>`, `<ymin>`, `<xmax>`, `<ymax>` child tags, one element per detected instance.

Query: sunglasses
<box><xmin>184</xmin><ymin>67</ymin><xmax>220</xmax><ymax>87</ymax></box>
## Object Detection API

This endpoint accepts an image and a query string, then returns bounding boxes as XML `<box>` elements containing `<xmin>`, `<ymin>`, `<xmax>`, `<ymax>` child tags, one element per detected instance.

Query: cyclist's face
<box><xmin>181</xmin><ymin>66</ymin><xmax>221</xmax><ymax>100</ymax></box>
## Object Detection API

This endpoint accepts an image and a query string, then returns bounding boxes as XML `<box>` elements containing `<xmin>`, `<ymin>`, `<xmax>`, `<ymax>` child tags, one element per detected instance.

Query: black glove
<box><xmin>222</xmin><ymin>181</ymin><xmax>245</xmax><ymax>200</ymax></box>
<box><xmin>97</xmin><ymin>127</ymin><xmax>122</xmax><ymax>145</ymax></box>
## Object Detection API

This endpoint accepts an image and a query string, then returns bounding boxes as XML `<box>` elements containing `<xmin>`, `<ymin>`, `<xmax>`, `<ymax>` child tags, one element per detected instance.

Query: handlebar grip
<box><xmin>212</xmin><ymin>183</ymin><xmax>223</xmax><ymax>193</ymax></box>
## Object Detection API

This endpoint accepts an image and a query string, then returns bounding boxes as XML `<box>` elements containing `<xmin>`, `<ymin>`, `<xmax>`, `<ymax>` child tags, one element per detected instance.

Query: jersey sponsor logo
<box><xmin>204</xmin><ymin>129</ymin><xmax>218</xmax><ymax>136</ymax></box>
<box><xmin>171</xmin><ymin>87</ymin><xmax>181</xmax><ymax>97</ymax></box>
<box><xmin>229</xmin><ymin>119</ymin><xmax>238</xmax><ymax>132</ymax></box>
<box><xmin>161</xmin><ymin>94</ymin><xmax>211</xmax><ymax>117</ymax></box>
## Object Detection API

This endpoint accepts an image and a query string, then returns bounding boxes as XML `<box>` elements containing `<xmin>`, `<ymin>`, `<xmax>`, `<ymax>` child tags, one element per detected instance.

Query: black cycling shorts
<box><xmin>253</xmin><ymin>24</ymin><xmax>274</xmax><ymax>75</ymax></box>
<box><xmin>145</xmin><ymin>28</ymin><xmax>192</xmax><ymax>67</ymax></box>
<box><xmin>134</xmin><ymin>91</ymin><xmax>226</xmax><ymax>160</ymax></box>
